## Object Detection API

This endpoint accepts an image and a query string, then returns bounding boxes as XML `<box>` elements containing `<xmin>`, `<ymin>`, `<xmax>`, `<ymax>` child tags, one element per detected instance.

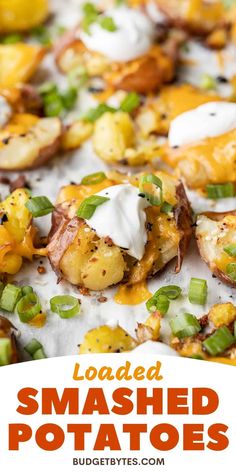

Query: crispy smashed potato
<box><xmin>164</xmin><ymin>128</ymin><xmax>236</xmax><ymax>190</ymax></box>
<box><xmin>0</xmin><ymin>114</ymin><xmax>62</xmax><ymax>170</ymax></box>
<box><xmin>136</xmin><ymin>84</ymin><xmax>222</xmax><ymax>137</ymax></box>
<box><xmin>79</xmin><ymin>325</ymin><xmax>137</xmax><ymax>354</ymax></box>
<box><xmin>0</xmin><ymin>189</ymin><xmax>46</xmax><ymax>274</ymax></box>
<box><xmin>0</xmin><ymin>44</ymin><xmax>45</xmax><ymax>88</ymax></box>
<box><xmin>55</xmin><ymin>33</ymin><xmax>177</xmax><ymax>93</ymax></box>
<box><xmin>136</xmin><ymin>311</ymin><xmax>161</xmax><ymax>343</ymax></box>
<box><xmin>0</xmin><ymin>0</ymin><xmax>49</xmax><ymax>32</ymax></box>
<box><xmin>196</xmin><ymin>211</ymin><xmax>236</xmax><ymax>287</ymax></box>
<box><xmin>156</xmin><ymin>0</ymin><xmax>225</xmax><ymax>35</ymax></box>
<box><xmin>47</xmin><ymin>171</ymin><xmax>192</xmax><ymax>291</ymax></box>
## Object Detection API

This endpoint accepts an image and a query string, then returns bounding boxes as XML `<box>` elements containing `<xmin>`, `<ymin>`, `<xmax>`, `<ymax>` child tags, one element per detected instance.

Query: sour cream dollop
<box><xmin>85</xmin><ymin>184</ymin><xmax>149</xmax><ymax>260</ymax></box>
<box><xmin>131</xmin><ymin>341</ymin><xmax>179</xmax><ymax>356</ymax></box>
<box><xmin>0</xmin><ymin>95</ymin><xmax>12</xmax><ymax>128</ymax></box>
<box><xmin>80</xmin><ymin>6</ymin><xmax>155</xmax><ymax>62</ymax></box>
<box><xmin>169</xmin><ymin>102</ymin><xmax>236</xmax><ymax>148</ymax></box>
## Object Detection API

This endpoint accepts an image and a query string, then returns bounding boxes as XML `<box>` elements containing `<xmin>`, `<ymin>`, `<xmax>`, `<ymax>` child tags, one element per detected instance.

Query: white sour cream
<box><xmin>0</xmin><ymin>95</ymin><xmax>12</xmax><ymax>128</ymax></box>
<box><xmin>169</xmin><ymin>102</ymin><xmax>236</xmax><ymax>148</ymax></box>
<box><xmin>80</xmin><ymin>6</ymin><xmax>155</xmax><ymax>62</ymax></box>
<box><xmin>131</xmin><ymin>341</ymin><xmax>179</xmax><ymax>356</ymax></box>
<box><xmin>85</xmin><ymin>184</ymin><xmax>149</xmax><ymax>260</ymax></box>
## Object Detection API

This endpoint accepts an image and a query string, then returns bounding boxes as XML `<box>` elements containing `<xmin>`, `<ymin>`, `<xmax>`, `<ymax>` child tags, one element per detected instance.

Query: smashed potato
<box><xmin>79</xmin><ymin>325</ymin><xmax>137</xmax><ymax>354</ymax></box>
<box><xmin>196</xmin><ymin>211</ymin><xmax>236</xmax><ymax>287</ymax></box>
<box><xmin>62</xmin><ymin>120</ymin><xmax>93</xmax><ymax>150</ymax></box>
<box><xmin>0</xmin><ymin>44</ymin><xmax>45</xmax><ymax>88</ymax></box>
<box><xmin>136</xmin><ymin>84</ymin><xmax>222</xmax><ymax>137</ymax></box>
<box><xmin>47</xmin><ymin>171</ymin><xmax>192</xmax><ymax>292</ymax></box>
<box><xmin>0</xmin><ymin>114</ymin><xmax>62</xmax><ymax>170</ymax></box>
<box><xmin>208</xmin><ymin>303</ymin><xmax>236</xmax><ymax>328</ymax></box>
<box><xmin>0</xmin><ymin>189</ymin><xmax>46</xmax><ymax>274</ymax></box>
<box><xmin>0</xmin><ymin>0</ymin><xmax>49</xmax><ymax>32</ymax></box>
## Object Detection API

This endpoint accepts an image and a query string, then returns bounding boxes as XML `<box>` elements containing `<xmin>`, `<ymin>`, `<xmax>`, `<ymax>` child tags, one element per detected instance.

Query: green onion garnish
<box><xmin>0</xmin><ymin>284</ymin><xmax>22</xmax><ymax>312</ymax></box>
<box><xmin>146</xmin><ymin>285</ymin><xmax>181</xmax><ymax>313</ymax></box>
<box><xmin>1</xmin><ymin>33</ymin><xmax>23</xmax><ymax>44</ymax></box>
<box><xmin>120</xmin><ymin>92</ymin><xmax>140</xmax><ymax>113</ymax></box>
<box><xmin>38</xmin><ymin>82</ymin><xmax>57</xmax><ymax>95</ymax></box>
<box><xmin>81</xmin><ymin>172</ymin><xmax>106</xmax><ymax>185</ymax></box>
<box><xmin>61</xmin><ymin>87</ymin><xmax>78</xmax><ymax>110</ymax></box>
<box><xmin>99</xmin><ymin>16</ymin><xmax>117</xmax><ymax>32</ymax></box>
<box><xmin>170</xmin><ymin>313</ymin><xmax>201</xmax><ymax>339</ymax></box>
<box><xmin>206</xmin><ymin>183</ymin><xmax>234</xmax><ymax>199</ymax></box>
<box><xmin>160</xmin><ymin>201</ymin><xmax>174</xmax><ymax>214</ymax></box>
<box><xmin>139</xmin><ymin>174</ymin><xmax>163</xmax><ymax>206</ymax></box>
<box><xmin>31</xmin><ymin>25</ymin><xmax>52</xmax><ymax>46</ymax></box>
<box><xmin>203</xmin><ymin>326</ymin><xmax>235</xmax><ymax>356</ymax></box>
<box><xmin>21</xmin><ymin>286</ymin><xmax>34</xmax><ymax>296</ymax></box>
<box><xmin>0</xmin><ymin>281</ymin><xmax>4</xmax><ymax>298</ymax></box>
<box><xmin>223</xmin><ymin>244</ymin><xmax>236</xmax><ymax>257</ymax></box>
<box><xmin>77</xmin><ymin>195</ymin><xmax>109</xmax><ymax>219</ymax></box>
<box><xmin>200</xmin><ymin>74</ymin><xmax>216</xmax><ymax>91</ymax></box>
<box><xmin>84</xmin><ymin>103</ymin><xmax>116</xmax><ymax>122</ymax></box>
<box><xmin>0</xmin><ymin>338</ymin><xmax>12</xmax><ymax>366</ymax></box>
<box><xmin>16</xmin><ymin>293</ymin><xmax>41</xmax><ymax>323</ymax></box>
<box><xmin>226</xmin><ymin>262</ymin><xmax>236</xmax><ymax>281</ymax></box>
<box><xmin>24</xmin><ymin>339</ymin><xmax>47</xmax><ymax>360</ymax></box>
<box><xmin>149</xmin><ymin>294</ymin><xmax>170</xmax><ymax>315</ymax></box>
<box><xmin>188</xmin><ymin>278</ymin><xmax>208</xmax><ymax>305</ymax></box>
<box><xmin>50</xmin><ymin>295</ymin><xmax>80</xmax><ymax>318</ymax></box>
<box><xmin>25</xmin><ymin>196</ymin><xmax>54</xmax><ymax>217</ymax></box>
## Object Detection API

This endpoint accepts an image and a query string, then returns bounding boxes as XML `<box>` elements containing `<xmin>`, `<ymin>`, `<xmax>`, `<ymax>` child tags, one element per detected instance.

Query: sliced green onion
<box><xmin>81</xmin><ymin>172</ymin><xmax>106</xmax><ymax>185</ymax></box>
<box><xmin>149</xmin><ymin>294</ymin><xmax>170</xmax><ymax>315</ymax></box>
<box><xmin>77</xmin><ymin>195</ymin><xmax>109</xmax><ymax>219</ymax></box>
<box><xmin>206</xmin><ymin>183</ymin><xmax>234</xmax><ymax>199</ymax></box>
<box><xmin>160</xmin><ymin>201</ymin><xmax>174</xmax><ymax>214</ymax></box>
<box><xmin>31</xmin><ymin>25</ymin><xmax>52</xmax><ymax>46</ymax></box>
<box><xmin>226</xmin><ymin>262</ymin><xmax>236</xmax><ymax>281</ymax></box>
<box><xmin>0</xmin><ymin>281</ymin><xmax>4</xmax><ymax>298</ymax></box>
<box><xmin>61</xmin><ymin>87</ymin><xmax>78</xmax><ymax>110</ymax></box>
<box><xmin>0</xmin><ymin>338</ymin><xmax>12</xmax><ymax>366</ymax></box>
<box><xmin>139</xmin><ymin>174</ymin><xmax>163</xmax><ymax>206</ymax></box>
<box><xmin>16</xmin><ymin>293</ymin><xmax>41</xmax><ymax>323</ymax></box>
<box><xmin>203</xmin><ymin>326</ymin><xmax>235</xmax><ymax>356</ymax></box>
<box><xmin>200</xmin><ymin>74</ymin><xmax>216</xmax><ymax>91</ymax></box>
<box><xmin>25</xmin><ymin>196</ymin><xmax>54</xmax><ymax>217</ymax></box>
<box><xmin>21</xmin><ymin>286</ymin><xmax>34</xmax><ymax>296</ymax></box>
<box><xmin>50</xmin><ymin>295</ymin><xmax>80</xmax><ymax>319</ymax></box>
<box><xmin>188</xmin><ymin>278</ymin><xmax>208</xmax><ymax>305</ymax></box>
<box><xmin>83</xmin><ymin>103</ymin><xmax>116</xmax><ymax>122</ymax></box>
<box><xmin>1</xmin><ymin>33</ymin><xmax>23</xmax><ymax>44</ymax></box>
<box><xmin>99</xmin><ymin>16</ymin><xmax>117</xmax><ymax>31</ymax></box>
<box><xmin>38</xmin><ymin>81</ymin><xmax>57</xmax><ymax>95</ymax></box>
<box><xmin>120</xmin><ymin>92</ymin><xmax>140</xmax><ymax>113</ymax></box>
<box><xmin>146</xmin><ymin>285</ymin><xmax>181</xmax><ymax>313</ymax></box>
<box><xmin>0</xmin><ymin>284</ymin><xmax>22</xmax><ymax>312</ymax></box>
<box><xmin>24</xmin><ymin>339</ymin><xmax>42</xmax><ymax>356</ymax></box>
<box><xmin>44</xmin><ymin>92</ymin><xmax>64</xmax><ymax>117</ymax></box>
<box><xmin>24</xmin><ymin>339</ymin><xmax>47</xmax><ymax>360</ymax></box>
<box><xmin>170</xmin><ymin>313</ymin><xmax>201</xmax><ymax>339</ymax></box>
<box><xmin>223</xmin><ymin>244</ymin><xmax>236</xmax><ymax>257</ymax></box>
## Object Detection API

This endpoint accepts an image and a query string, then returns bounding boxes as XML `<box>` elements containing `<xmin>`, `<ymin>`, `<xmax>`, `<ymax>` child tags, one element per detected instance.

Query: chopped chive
<box><xmin>120</xmin><ymin>92</ymin><xmax>140</xmax><ymax>113</ymax></box>
<box><xmin>0</xmin><ymin>338</ymin><xmax>12</xmax><ymax>366</ymax></box>
<box><xmin>223</xmin><ymin>244</ymin><xmax>236</xmax><ymax>257</ymax></box>
<box><xmin>160</xmin><ymin>201</ymin><xmax>174</xmax><ymax>214</ymax></box>
<box><xmin>24</xmin><ymin>338</ymin><xmax>47</xmax><ymax>360</ymax></box>
<box><xmin>226</xmin><ymin>262</ymin><xmax>236</xmax><ymax>281</ymax></box>
<box><xmin>21</xmin><ymin>286</ymin><xmax>34</xmax><ymax>296</ymax></box>
<box><xmin>146</xmin><ymin>285</ymin><xmax>181</xmax><ymax>313</ymax></box>
<box><xmin>25</xmin><ymin>196</ymin><xmax>54</xmax><ymax>217</ymax></box>
<box><xmin>1</xmin><ymin>33</ymin><xmax>23</xmax><ymax>44</ymax></box>
<box><xmin>139</xmin><ymin>174</ymin><xmax>163</xmax><ymax>206</ymax></box>
<box><xmin>188</xmin><ymin>278</ymin><xmax>208</xmax><ymax>305</ymax></box>
<box><xmin>50</xmin><ymin>295</ymin><xmax>80</xmax><ymax>318</ymax></box>
<box><xmin>31</xmin><ymin>25</ymin><xmax>52</xmax><ymax>46</ymax></box>
<box><xmin>77</xmin><ymin>195</ymin><xmax>109</xmax><ymax>219</ymax></box>
<box><xmin>0</xmin><ymin>284</ymin><xmax>22</xmax><ymax>312</ymax></box>
<box><xmin>170</xmin><ymin>313</ymin><xmax>201</xmax><ymax>339</ymax></box>
<box><xmin>81</xmin><ymin>172</ymin><xmax>106</xmax><ymax>185</ymax></box>
<box><xmin>99</xmin><ymin>16</ymin><xmax>117</xmax><ymax>32</ymax></box>
<box><xmin>206</xmin><ymin>183</ymin><xmax>234</xmax><ymax>199</ymax></box>
<box><xmin>16</xmin><ymin>293</ymin><xmax>41</xmax><ymax>323</ymax></box>
<box><xmin>203</xmin><ymin>326</ymin><xmax>235</xmax><ymax>356</ymax></box>
<box><xmin>83</xmin><ymin>103</ymin><xmax>116</xmax><ymax>122</ymax></box>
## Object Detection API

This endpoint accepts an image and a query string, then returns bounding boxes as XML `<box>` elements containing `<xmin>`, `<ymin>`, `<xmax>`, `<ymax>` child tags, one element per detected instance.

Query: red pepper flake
<box><xmin>97</xmin><ymin>296</ymin><xmax>107</xmax><ymax>303</ymax></box>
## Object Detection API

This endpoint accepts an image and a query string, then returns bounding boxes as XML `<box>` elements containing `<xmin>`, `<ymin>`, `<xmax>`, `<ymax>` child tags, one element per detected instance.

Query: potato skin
<box><xmin>47</xmin><ymin>178</ymin><xmax>192</xmax><ymax>290</ymax></box>
<box><xmin>196</xmin><ymin>210</ymin><xmax>236</xmax><ymax>288</ymax></box>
